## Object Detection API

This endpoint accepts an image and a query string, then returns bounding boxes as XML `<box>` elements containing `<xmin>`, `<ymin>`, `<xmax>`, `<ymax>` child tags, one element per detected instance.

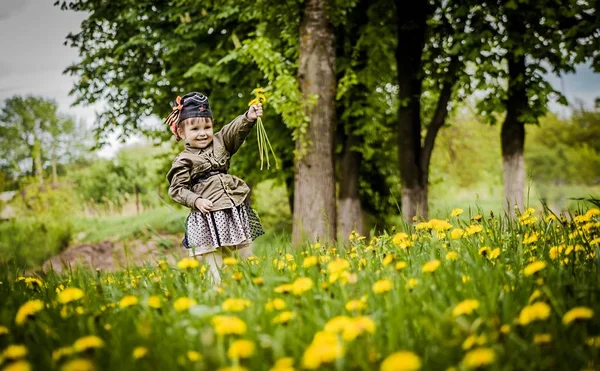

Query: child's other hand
<box><xmin>194</xmin><ymin>198</ymin><xmax>213</xmax><ymax>213</ymax></box>
<box><xmin>246</xmin><ymin>103</ymin><xmax>263</xmax><ymax>121</ymax></box>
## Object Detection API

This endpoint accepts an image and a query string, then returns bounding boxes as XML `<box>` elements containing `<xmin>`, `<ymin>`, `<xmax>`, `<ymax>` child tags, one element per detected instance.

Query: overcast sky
<box><xmin>1</xmin><ymin>0</ymin><xmax>599</xmax><ymax>158</ymax></box>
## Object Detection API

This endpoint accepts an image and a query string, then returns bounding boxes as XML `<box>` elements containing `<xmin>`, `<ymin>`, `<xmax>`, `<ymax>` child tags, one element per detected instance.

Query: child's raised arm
<box><xmin>220</xmin><ymin>104</ymin><xmax>262</xmax><ymax>155</ymax></box>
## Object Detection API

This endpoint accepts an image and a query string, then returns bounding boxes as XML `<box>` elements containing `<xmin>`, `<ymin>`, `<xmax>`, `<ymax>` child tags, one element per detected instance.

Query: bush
<box><xmin>0</xmin><ymin>216</ymin><xmax>72</xmax><ymax>268</ymax></box>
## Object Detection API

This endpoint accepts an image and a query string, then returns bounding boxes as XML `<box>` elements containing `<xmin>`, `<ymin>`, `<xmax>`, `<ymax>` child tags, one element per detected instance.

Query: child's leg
<box><xmin>200</xmin><ymin>251</ymin><xmax>223</xmax><ymax>286</ymax></box>
<box><xmin>235</xmin><ymin>240</ymin><xmax>254</xmax><ymax>260</ymax></box>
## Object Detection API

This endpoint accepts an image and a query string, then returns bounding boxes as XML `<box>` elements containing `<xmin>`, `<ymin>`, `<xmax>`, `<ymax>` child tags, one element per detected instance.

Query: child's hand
<box><xmin>194</xmin><ymin>198</ymin><xmax>213</xmax><ymax>213</ymax></box>
<box><xmin>246</xmin><ymin>103</ymin><xmax>263</xmax><ymax>121</ymax></box>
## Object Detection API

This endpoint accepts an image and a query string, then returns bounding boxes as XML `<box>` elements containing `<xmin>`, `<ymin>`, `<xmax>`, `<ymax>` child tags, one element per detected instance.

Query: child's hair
<box><xmin>178</xmin><ymin>116</ymin><xmax>213</xmax><ymax>131</ymax></box>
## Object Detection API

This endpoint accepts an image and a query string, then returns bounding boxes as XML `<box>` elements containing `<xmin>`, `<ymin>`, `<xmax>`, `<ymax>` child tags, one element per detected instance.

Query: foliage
<box><xmin>1</xmin><ymin>206</ymin><xmax>600</xmax><ymax>369</ymax></box>
<box><xmin>0</xmin><ymin>95</ymin><xmax>81</xmax><ymax>184</ymax></box>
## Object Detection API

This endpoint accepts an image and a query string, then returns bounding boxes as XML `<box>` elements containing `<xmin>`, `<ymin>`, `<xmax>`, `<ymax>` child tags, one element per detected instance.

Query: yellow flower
<box><xmin>533</xmin><ymin>333</ymin><xmax>552</xmax><ymax>344</ymax></box>
<box><xmin>451</xmin><ymin>208</ymin><xmax>463</xmax><ymax>217</ymax></box>
<box><xmin>341</xmin><ymin>316</ymin><xmax>376</xmax><ymax>341</ymax></box>
<box><xmin>562</xmin><ymin>307</ymin><xmax>594</xmax><ymax>325</ymax></box>
<box><xmin>488</xmin><ymin>248</ymin><xmax>500</xmax><ymax>260</ymax></box>
<box><xmin>187</xmin><ymin>350</ymin><xmax>202</xmax><ymax>361</ymax></box>
<box><xmin>2</xmin><ymin>345</ymin><xmax>27</xmax><ymax>359</ymax></box>
<box><xmin>222</xmin><ymin>298</ymin><xmax>252</xmax><ymax>312</ymax></box>
<box><xmin>523</xmin><ymin>261</ymin><xmax>546</xmax><ymax>276</ymax></box>
<box><xmin>0</xmin><ymin>326</ymin><xmax>9</xmax><ymax>335</ymax></box>
<box><xmin>452</xmin><ymin>300</ymin><xmax>480</xmax><ymax>317</ymax></box>
<box><xmin>380</xmin><ymin>351</ymin><xmax>422</xmax><ymax>371</ymax></box>
<box><xmin>52</xmin><ymin>347</ymin><xmax>75</xmax><ymax>361</ymax></box>
<box><xmin>461</xmin><ymin>347</ymin><xmax>495</xmax><ymax>368</ymax></box>
<box><xmin>450</xmin><ymin>228</ymin><xmax>464</xmax><ymax>240</ymax></box>
<box><xmin>518</xmin><ymin>302</ymin><xmax>551</xmax><ymax>326</ymax></box>
<box><xmin>324</xmin><ymin>316</ymin><xmax>352</xmax><ymax>333</ymax></box>
<box><xmin>119</xmin><ymin>295</ymin><xmax>138</xmax><ymax>308</ymax></box>
<box><xmin>177</xmin><ymin>257</ymin><xmax>200</xmax><ymax>270</ymax></box>
<box><xmin>147</xmin><ymin>296</ymin><xmax>161</xmax><ymax>309</ymax></box>
<box><xmin>3</xmin><ymin>360</ymin><xmax>31</xmax><ymax>371</ymax></box>
<box><xmin>274</xmin><ymin>284</ymin><xmax>293</xmax><ymax>294</ymax></box>
<box><xmin>217</xmin><ymin>367</ymin><xmax>248</xmax><ymax>371</ymax></box>
<box><xmin>292</xmin><ymin>277</ymin><xmax>314</xmax><ymax>295</ymax></box>
<box><xmin>523</xmin><ymin>232</ymin><xmax>539</xmax><ymax>245</ymax></box>
<box><xmin>382</xmin><ymin>254</ymin><xmax>394</xmax><ymax>266</ymax></box>
<box><xmin>61</xmin><ymin>358</ymin><xmax>95</xmax><ymax>371</ymax></box>
<box><xmin>422</xmin><ymin>259</ymin><xmax>440</xmax><ymax>273</ymax></box>
<box><xmin>302</xmin><ymin>331</ymin><xmax>344</xmax><ymax>369</ymax></box>
<box><xmin>373</xmin><ymin>279</ymin><xmax>393</xmax><ymax>294</ymax></box>
<box><xmin>265</xmin><ymin>298</ymin><xmax>286</xmax><ymax>312</ymax></box>
<box><xmin>270</xmin><ymin>357</ymin><xmax>295</xmax><ymax>371</ymax></box>
<box><xmin>272</xmin><ymin>311</ymin><xmax>295</xmax><ymax>325</ymax></box>
<box><xmin>252</xmin><ymin>277</ymin><xmax>264</xmax><ymax>285</ymax></box>
<box><xmin>174</xmin><ymin>297</ymin><xmax>197</xmax><ymax>312</ymax></box>
<box><xmin>212</xmin><ymin>315</ymin><xmax>247</xmax><ymax>335</ymax></box>
<box><xmin>345</xmin><ymin>299</ymin><xmax>366</xmax><ymax>312</ymax></box>
<box><xmin>58</xmin><ymin>288</ymin><xmax>85</xmax><ymax>304</ymax></box>
<box><xmin>446</xmin><ymin>251</ymin><xmax>458</xmax><ymax>261</ymax></box>
<box><xmin>465</xmin><ymin>225</ymin><xmax>482</xmax><ymax>236</ymax></box>
<box><xmin>395</xmin><ymin>261</ymin><xmax>408</xmax><ymax>270</ymax></box>
<box><xmin>15</xmin><ymin>299</ymin><xmax>44</xmax><ymax>325</ymax></box>
<box><xmin>133</xmin><ymin>346</ymin><xmax>148</xmax><ymax>359</ymax></box>
<box><xmin>327</xmin><ymin>259</ymin><xmax>350</xmax><ymax>275</ymax></box>
<box><xmin>406</xmin><ymin>278</ymin><xmax>419</xmax><ymax>289</ymax></box>
<box><xmin>73</xmin><ymin>335</ymin><xmax>104</xmax><ymax>352</ymax></box>
<box><xmin>303</xmin><ymin>256</ymin><xmax>318</xmax><ymax>268</ymax></box>
<box><xmin>500</xmin><ymin>325</ymin><xmax>510</xmax><ymax>334</ymax></box>
<box><xmin>223</xmin><ymin>257</ymin><xmax>238</xmax><ymax>266</ymax></box>
<box><xmin>228</xmin><ymin>339</ymin><xmax>255</xmax><ymax>359</ymax></box>
<box><xmin>16</xmin><ymin>277</ymin><xmax>43</xmax><ymax>289</ymax></box>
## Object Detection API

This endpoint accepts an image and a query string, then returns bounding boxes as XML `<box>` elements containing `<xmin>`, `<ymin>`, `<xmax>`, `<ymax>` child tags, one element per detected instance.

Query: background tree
<box><xmin>472</xmin><ymin>0</ymin><xmax>599</xmax><ymax>213</ymax></box>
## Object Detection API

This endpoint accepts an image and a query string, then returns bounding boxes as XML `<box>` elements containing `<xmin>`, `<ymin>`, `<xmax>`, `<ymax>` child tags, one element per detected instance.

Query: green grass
<box><xmin>1</xmin><ymin>205</ymin><xmax>599</xmax><ymax>371</ymax></box>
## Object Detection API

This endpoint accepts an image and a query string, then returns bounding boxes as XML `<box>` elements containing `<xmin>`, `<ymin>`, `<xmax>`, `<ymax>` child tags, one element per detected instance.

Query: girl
<box><xmin>165</xmin><ymin>92</ymin><xmax>264</xmax><ymax>285</ymax></box>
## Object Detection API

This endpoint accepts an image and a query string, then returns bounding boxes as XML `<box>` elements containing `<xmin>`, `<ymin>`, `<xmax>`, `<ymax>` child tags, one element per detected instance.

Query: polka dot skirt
<box><xmin>183</xmin><ymin>202</ymin><xmax>264</xmax><ymax>256</ymax></box>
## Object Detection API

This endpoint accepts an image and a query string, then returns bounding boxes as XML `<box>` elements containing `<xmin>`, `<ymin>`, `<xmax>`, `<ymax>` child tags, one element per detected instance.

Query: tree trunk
<box><xmin>338</xmin><ymin>134</ymin><xmax>364</xmax><ymax>240</ymax></box>
<box><xmin>51</xmin><ymin>147</ymin><xmax>58</xmax><ymax>186</ymax></box>
<box><xmin>293</xmin><ymin>0</ymin><xmax>337</xmax><ymax>246</ymax></box>
<box><xmin>32</xmin><ymin>140</ymin><xmax>44</xmax><ymax>185</ymax></box>
<box><xmin>501</xmin><ymin>52</ymin><xmax>527</xmax><ymax>214</ymax></box>
<box><xmin>135</xmin><ymin>184</ymin><xmax>140</xmax><ymax>215</ymax></box>
<box><xmin>395</xmin><ymin>0</ymin><xmax>429</xmax><ymax>221</ymax></box>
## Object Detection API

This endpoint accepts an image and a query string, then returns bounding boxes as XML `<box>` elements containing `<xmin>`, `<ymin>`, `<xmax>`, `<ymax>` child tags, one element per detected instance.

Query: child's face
<box><xmin>179</xmin><ymin>118</ymin><xmax>214</xmax><ymax>148</ymax></box>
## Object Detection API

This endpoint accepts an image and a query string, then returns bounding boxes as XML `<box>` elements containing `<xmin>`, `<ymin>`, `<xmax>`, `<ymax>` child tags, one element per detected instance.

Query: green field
<box><xmin>1</xmin><ymin>206</ymin><xmax>599</xmax><ymax>371</ymax></box>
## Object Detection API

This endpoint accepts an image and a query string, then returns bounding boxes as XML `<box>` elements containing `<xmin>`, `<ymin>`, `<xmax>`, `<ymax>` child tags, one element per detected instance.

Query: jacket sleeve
<box><xmin>220</xmin><ymin>113</ymin><xmax>256</xmax><ymax>155</ymax></box>
<box><xmin>166</xmin><ymin>157</ymin><xmax>200</xmax><ymax>210</ymax></box>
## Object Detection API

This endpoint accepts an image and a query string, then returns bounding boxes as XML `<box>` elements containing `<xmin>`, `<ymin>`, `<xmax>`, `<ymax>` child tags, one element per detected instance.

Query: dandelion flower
<box><xmin>3</xmin><ymin>360</ymin><xmax>31</xmax><ymax>371</ymax></box>
<box><xmin>272</xmin><ymin>311</ymin><xmax>295</xmax><ymax>325</ymax></box>
<box><xmin>119</xmin><ymin>296</ymin><xmax>138</xmax><ymax>308</ymax></box>
<box><xmin>222</xmin><ymin>298</ymin><xmax>252</xmax><ymax>312</ymax></box>
<box><xmin>523</xmin><ymin>261</ymin><xmax>546</xmax><ymax>276</ymax></box>
<box><xmin>341</xmin><ymin>316</ymin><xmax>376</xmax><ymax>341</ymax></box>
<box><xmin>533</xmin><ymin>334</ymin><xmax>552</xmax><ymax>344</ymax></box>
<box><xmin>0</xmin><ymin>326</ymin><xmax>9</xmax><ymax>335</ymax></box>
<box><xmin>73</xmin><ymin>335</ymin><xmax>104</xmax><ymax>352</ymax></box>
<box><xmin>292</xmin><ymin>277</ymin><xmax>314</xmax><ymax>295</ymax></box>
<box><xmin>223</xmin><ymin>257</ymin><xmax>238</xmax><ymax>266</ymax></box>
<box><xmin>52</xmin><ymin>347</ymin><xmax>75</xmax><ymax>362</ymax></box>
<box><xmin>15</xmin><ymin>299</ymin><xmax>44</xmax><ymax>326</ymax></box>
<box><xmin>212</xmin><ymin>315</ymin><xmax>247</xmax><ymax>335</ymax></box>
<box><xmin>58</xmin><ymin>288</ymin><xmax>85</xmax><ymax>304</ymax></box>
<box><xmin>187</xmin><ymin>350</ymin><xmax>202</xmax><ymax>361</ymax></box>
<box><xmin>461</xmin><ymin>347</ymin><xmax>495</xmax><ymax>368</ymax></box>
<box><xmin>174</xmin><ymin>297</ymin><xmax>197</xmax><ymax>312</ymax></box>
<box><xmin>452</xmin><ymin>300</ymin><xmax>480</xmax><ymax>317</ymax></box>
<box><xmin>2</xmin><ymin>345</ymin><xmax>27</xmax><ymax>359</ymax></box>
<box><xmin>265</xmin><ymin>298</ymin><xmax>286</xmax><ymax>312</ymax></box>
<box><xmin>451</xmin><ymin>208</ymin><xmax>463</xmax><ymax>217</ymax></box>
<box><xmin>380</xmin><ymin>351</ymin><xmax>422</xmax><ymax>371</ymax></box>
<box><xmin>373</xmin><ymin>279</ymin><xmax>393</xmax><ymax>294</ymax></box>
<box><xmin>406</xmin><ymin>278</ymin><xmax>419</xmax><ymax>289</ymax></box>
<box><xmin>61</xmin><ymin>358</ymin><xmax>95</xmax><ymax>371</ymax></box>
<box><xmin>228</xmin><ymin>339</ymin><xmax>255</xmax><ymax>359</ymax></box>
<box><xmin>345</xmin><ymin>299</ymin><xmax>366</xmax><ymax>312</ymax></box>
<box><xmin>147</xmin><ymin>296</ymin><xmax>161</xmax><ymax>309</ymax></box>
<box><xmin>422</xmin><ymin>259</ymin><xmax>440</xmax><ymax>273</ymax></box>
<box><xmin>133</xmin><ymin>346</ymin><xmax>148</xmax><ymax>359</ymax></box>
<box><xmin>270</xmin><ymin>357</ymin><xmax>294</xmax><ymax>371</ymax></box>
<box><xmin>562</xmin><ymin>307</ymin><xmax>594</xmax><ymax>325</ymax></box>
<box><xmin>450</xmin><ymin>228</ymin><xmax>464</xmax><ymax>240</ymax></box>
<box><xmin>446</xmin><ymin>251</ymin><xmax>458</xmax><ymax>261</ymax></box>
<box><xmin>303</xmin><ymin>256</ymin><xmax>318</xmax><ymax>268</ymax></box>
<box><xmin>177</xmin><ymin>257</ymin><xmax>200</xmax><ymax>270</ymax></box>
<box><xmin>518</xmin><ymin>302</ymin><xmax>551</xmax><ymax>325</ymax></box>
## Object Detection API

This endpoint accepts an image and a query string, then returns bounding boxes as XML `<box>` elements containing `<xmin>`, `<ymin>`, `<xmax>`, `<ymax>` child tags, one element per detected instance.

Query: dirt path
<box><xmin>40</xmin><ymin>234</ymin><xmax>188</xmax><ymax>274</ymax></box>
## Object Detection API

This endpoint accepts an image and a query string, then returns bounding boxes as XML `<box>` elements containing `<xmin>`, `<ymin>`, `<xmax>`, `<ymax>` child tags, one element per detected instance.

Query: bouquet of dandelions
<box><xmin>249</xmin><ymin>88</ymin><xmax>279</xmax><ymax>170</ymax></box>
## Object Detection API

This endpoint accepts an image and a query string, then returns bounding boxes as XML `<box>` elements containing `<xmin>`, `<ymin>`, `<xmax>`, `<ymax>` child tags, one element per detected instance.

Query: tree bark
<box><xmin>51</xmin><ymin>146</ymin><xmax>58</xmax><ymax>186</ymax></box>
<box><xmin>338</xmin><ymin>134</ymin><xmax>364</xmax><ymax>239</ymax></box>
<box><xmin>32</xmin><ymin>140</ymin><xmax>44</xmax><ymax>185</ymax></box>
<box><xmin>501</xmin><ymin>52</ymin><xmax>527</xmax><ymax>214</ymax></box>
<box><xmin>293</xmin><ymin>0</ymin><xmax>337</xmax><ymax>246</ymax></box>
<box><xmin>395</xmin><ymin>0</ymin><xmax>429</xmax><ymax>221</ymax></box>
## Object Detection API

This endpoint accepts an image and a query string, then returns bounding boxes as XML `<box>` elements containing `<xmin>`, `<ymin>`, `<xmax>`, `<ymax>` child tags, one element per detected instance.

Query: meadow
<box><xmin>1</xmin><ymin>206</ymin><xmax>599</xmax><ymax>371</ymax></box>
